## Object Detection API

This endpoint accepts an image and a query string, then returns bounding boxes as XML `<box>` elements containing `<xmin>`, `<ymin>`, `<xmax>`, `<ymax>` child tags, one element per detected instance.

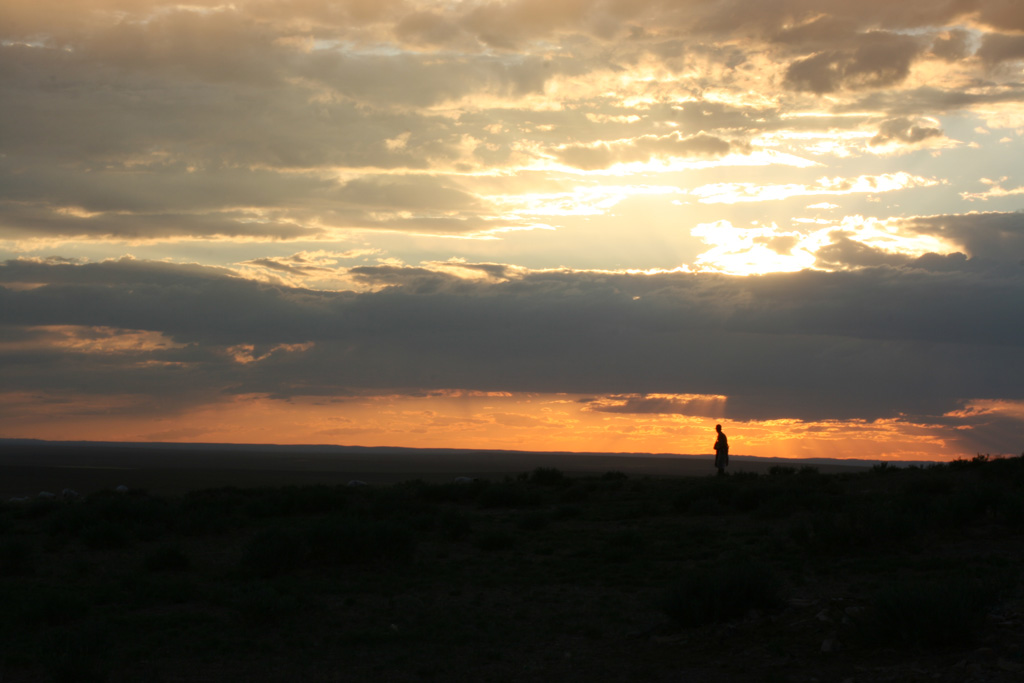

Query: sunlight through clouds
<box><xmin>2</xmin><ymin>0</ymin><xmax>1023</xmax><ymax>458</ymax></box>
<box><xmin>691</xmin><ymin>221</ymin><xmax>816</xmax><ymax>275</ymax></box>
<box><xmin>690</xmin><ymin>173</ymin><xmax>942</xmax><ymax>204</ymax></box>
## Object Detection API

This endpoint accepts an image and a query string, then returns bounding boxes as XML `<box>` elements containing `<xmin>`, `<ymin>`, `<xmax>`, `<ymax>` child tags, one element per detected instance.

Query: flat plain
<box><xmin>1</xmin><ymin>444</ymin><xmax>1022</xmax><ymax>682</ymax></box>
<box><xmin>0</xmin><ymin>443</ymin><xmax>869</xmax><ymax>500</ymax></box>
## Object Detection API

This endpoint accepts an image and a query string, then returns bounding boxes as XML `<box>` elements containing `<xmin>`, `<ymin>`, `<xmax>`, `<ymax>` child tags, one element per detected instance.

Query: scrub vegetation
<box><xmin>1</xmin><ymin>455</ymin><xmax>1023</xmax><ymax>681</ymax></box>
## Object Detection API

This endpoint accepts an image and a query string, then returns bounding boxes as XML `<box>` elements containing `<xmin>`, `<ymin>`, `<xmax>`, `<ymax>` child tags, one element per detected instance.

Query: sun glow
<box><xmin>691</xmin><ymin>172</ymin><xmax>941</xmax><ymax>204</ymax></box>
<box><xmin>0</xmin><ymin>390</ymin><xmax>984</xmax><ymax>461</ymax></box>
<box><xmin>691</xmin><ymin>221</ymin><xmax>816</xmax><ymax>275</ymax></box>
<box><xmin>3</xmin><ymin>0</ymin><xmax>1023</xmax><ymax>462</ymax></box>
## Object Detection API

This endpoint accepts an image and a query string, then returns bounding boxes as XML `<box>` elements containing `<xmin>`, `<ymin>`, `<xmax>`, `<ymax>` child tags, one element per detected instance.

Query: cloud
<box><xmin>930</xmin><ymin>28</ymin><xmax>972</xmax><ymax>62</ymax></box>
<box><xmin>783</xmin><ymin>33</ymin><xmax>925</xmax><ymax>93</ymax></box>
<box><xmin>690</xmin><ymin>172</ymin><xmax>940</xmax><ymax>204</ymax></box>
<box><xmin>902</xmin><ymin>211</ymin><xmax>1024</xmax><ymax>261</ymax></box>
<box><xmin>813</xmin><ymin>233</ymin><xmax>930</xmax><ymax>269</ymax></box>
<box><xmin>959</xmin><ymin>179</ymin><xmax>1024</xmax><ymax>202</ymax></box>
<box><xmin>869</xmin><ymin>117</ymin><xmax>944</xmax><ymax>148</ymax></box>
<box><xmin>395</xmin><ymin>11</ymin><xmax>466</xmax><ymax>46</ymax></box>
<box><xmin>554</xmin><ymin>131</ymin><xmax>737</xmax><ymax>170</ymax></box>
<box><xmin>1</xmin><ymin>1</ymin><xmax>1023</xmax><ymax>455</ymax></box>
<box><xmin>583</xmin><ymin>393</ymin><xmax>727</xmax><ymax>418</ymax></box>
<box><xmin>0</xmin><ymin>325</ymin><xmax>185</xmax><ymax>355</ymax></box>
<box><xmin>336</xmin><ymin>176</ymin><xmax>484</xmax><ymax>213</ymax></box>
<box><xmin>2</xmin><ymin>254</ymin><xmax>1022</xmax><ymax>423</ymax></box>
<box><xmin>976</xmin><ymin>32</ymin><xmax>1024</xmax><ymax>69</ymax></box>
<box><xmin>845</xmin><ymin>83</ymin><xmax>1024</xmax><ymax>119</ymax></box>
<box><xmin>4</xmin><ymin>1</ymin><xmax>1024</xmax><ymax>252</ymax></box>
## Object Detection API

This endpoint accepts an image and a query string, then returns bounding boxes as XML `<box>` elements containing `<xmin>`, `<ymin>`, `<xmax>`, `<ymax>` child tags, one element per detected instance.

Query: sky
<box><xmin>1</xmin><ymin>0</ymin><xmax>1023</xmax><ymax>461</ymax></box>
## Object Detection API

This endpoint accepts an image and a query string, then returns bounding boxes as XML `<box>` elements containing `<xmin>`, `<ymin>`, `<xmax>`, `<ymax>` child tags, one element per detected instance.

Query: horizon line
<box><xmin>0</xmin><ymin>437</ymin><xmax>944</xmax><ymax>467</ymax></box>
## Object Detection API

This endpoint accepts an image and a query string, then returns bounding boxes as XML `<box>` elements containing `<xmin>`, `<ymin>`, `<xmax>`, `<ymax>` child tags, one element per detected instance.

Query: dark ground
<box><xmin>0</xmin><ymin>442</ymin><xmax>869</xmax><ymax>499</ymax></box>
<box><xmin>1</xmin><ymin>444</ymin><xmax>1021</xmax><ymax>682</ymax></box>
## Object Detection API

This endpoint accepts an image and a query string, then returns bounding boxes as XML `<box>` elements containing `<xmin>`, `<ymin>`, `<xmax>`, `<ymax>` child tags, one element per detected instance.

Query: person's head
<box><xmin>715</xmin><ymin>424</ymin><xmax>722</xmax><ymax>432</ymax></box>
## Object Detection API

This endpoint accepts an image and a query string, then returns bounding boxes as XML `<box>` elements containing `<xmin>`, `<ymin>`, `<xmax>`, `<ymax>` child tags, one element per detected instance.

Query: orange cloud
<box><xmin>0</xmin><ymin>390</ymin><xmax>992</xmax><ymax>462</ymax></box>
<box><xmin>0</xmin><ymin>325</ymin><xmax>184</xmax><ymax>354</ymax></box>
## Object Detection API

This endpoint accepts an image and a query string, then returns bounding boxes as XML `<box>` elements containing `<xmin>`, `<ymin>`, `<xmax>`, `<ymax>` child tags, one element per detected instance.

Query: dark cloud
<box><xmin>336</xmin><ymin>176</ymin><xmax>483</xmax><ymax>213</ymax></box>
<box><xmin>841</xmin><ymin>84</ymin><xmax>1024</xmax><ymax>117</ymax></box>
<box><xmin>870</xmin><ymin>117</ymin><xmax>944</xmax><ymax>147</ymax></box>
<box><xmin>653</xmin><ymin>101</ymin><xmax>770</xmax><ymax>135</ymax></box>
<box><xmin>555</xmin><ymin>132</ymin><xmax>736</xmax><ymax>170</ymax></box>
<box><xmin>240</xmin><ymin>258</ymin><xmax>335</xmax><ymax>277</ymax></box>
<box><xmin>2</xmin><ymin>253</ymin><xmax>1022</xmax><ymax>422</ymax></box>
<box><xmin>974</xmin><ymin>1</ymin><xmax>1024</xmax><ymax>32</ymax></box>
<box><xmin>930</xmin><ymin>29</ymin><xmax>972</xmax><ymax>62</ymax></box>
<box><xmin>902</xmin><ymin>211</ymin><xmax>1024</xmax><ymax>262</ymax></box>
<box><xmin>395</xmin><ymin>10</ymin><xmax>467</xmax><ymax>46</ymax></box>
<box><xmin>771</xmin><ymin>14</ymin><xmax>861</xmax><ymax>48</ymax></box>
<box><xmin>784</xmin><ymin>51</ymin><xmax>848</xmax><ymax>95</ymax></box>
<box><xmin>976</xmin><ymin>33</ymin><xmax>1024</xmax><ymax>68</ymax></box>
<box><xmin>462</xmin><ymin>0</ymin><xmax>600</xmax><ymax>49</ymax></box>
<box><xmin>585</xmin><ymin>394</ymin><xmax>726</xmax><ymax>418</ymax></box>
<box><xmin>298</xmin><ymin>50</ymin><xmax>555</xmax><ymax>107</ymax></box>
<box><xmin>0</xmin><ymin>205</ymin><xmax>321</xmax><ymax>241</ymax></box>
<box><xmin>387</xmin><ymin>0</ymin><xmax>1024</xmax><ymax>50</ymax></box>
<box><xmin>814</xmin><ymin>233</ymin><xmax>935</xmax><ymax>269</ymax></box>
<box><xmin>347</xmin><ymin>265</ymin><xmax>470</xmax><ymax>293</ymax></box>
<box><xmin>784</xmin><ymin>33</ymin><xmax>924</xmax><ymax>93</ymax></box>
<box><xmin>0</xmin><ymin>42</ymin><xmax>473</xmax><ymax>170</ymax></box>
<box><xmin>4</xmin><ymin>2</ymin><xmax>1023</xmax><ymax>248</ymax></box>
<box><xmin>79</xmin><ymin>9</ymin><xmax>286</xmax><ymax>86</ymax></box>
<box><xmin>253</xmin><ymin>0</ymin><xmax>406</xmax><ymax>25</ymax></box>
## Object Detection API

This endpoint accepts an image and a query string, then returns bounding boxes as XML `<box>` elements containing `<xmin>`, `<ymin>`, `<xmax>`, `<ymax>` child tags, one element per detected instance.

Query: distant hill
<box><xmin>0</xmin><ymin>437</ymin><xmax>924</xmax><ymax>468</ymax></box>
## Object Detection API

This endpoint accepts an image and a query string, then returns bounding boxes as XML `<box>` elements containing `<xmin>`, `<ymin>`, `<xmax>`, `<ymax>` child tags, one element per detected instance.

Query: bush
<box><xmin>174</xmin><ymin>488</ymin><xmax>246</xmax><ymax>535</ymax></box>
<box><xmin>418</xmin><ymin>480</ymin><xmax>484</xmax><ymax>504</ymax></box>
<box><xmin>143</xmin><ymin>544</ymin><xmax>192</xmax><ymax>573</ymax></box>
<box><xmin>241</xmin><ymin>527</ymin><xmax>307</xmax><ymax>577</ymax></box>
<box><xmin>437</xmin><ymin>508</ymin><xmax>473</xmax><ymax>540</ymax></box>
<box><xmin>601</xmin><ymin>529</ymin><xmax>645</xmax><ymax>562</ymax></box>
<box><xmin>852</xmin><ymin>576</ymin><xmax>999</xmax><ymax>649</ymax></box>
<box><xmin>243</xmin><ymin>485</ymin><xmax>349</xmax><ymax>518</ymax></box>
<box><xmin>305</xmin><ymin>517</ymin><xmax>417</xmax><ymax>567</ymax></box>
<box><xmin>82</xmin><ymin>520</ymin><xmax>133</xmax><ymax>550</ymax></box>
<box><xmin>662</xmin><ymin>559</ymin><xmax>783</xmax><ymax>628</ymax></box>
<box><xmin>474</xmin><ymin>530</ymin><xmax>516</xmax><ymax>552</ymax></box>
<box><xmin>233</xmin><ymin>585</ymin><xmax>305</xmax><ymax>625</ymax></box>
<box><xmin>21</xmin><ymin>498</ymin><xmax>61</xmax><ymax>520</ymax></box>
<box><xmin>789</xmin><ymin>505</ymin><xmax>917</xmax><ymax>554</ymax></box>
<box><xmin>477</xmin><ymin>483</ymin><xmax>540</xmax><ymax>509</ymax></box>
<box><xmin>0</xmin><ymin>538</ymin><xmax>36</xmax><ymax>577</ymax></box>
<box><xmin>674</xmin><ymin>479</ymin><xmax>734</xmax><ymax>515</ymax></box>
<box><xmin>528</xmin><ymin>467</ymin><xmax>568</xmax><ymax>486</ymax></box>
<box><xmin>93</xmin><ymin>492</ymin><xmax>172</xmax><ymax>540</ymax></box>
<box><xmin>516</xmin><ymin>511</ymin><xmax>551</xmax><ymax>531</ymax></box>
<box><xmin>241</xmin><ymin>516</ymin><xmax>418</xmax><ymax>576</ymax></box>
<box><xmin>47</xmin><ymin>503</ymin><xmax>101</xmax><ymax>538</ymax></box>
<box><xmin>0</xmin><ymin>584</ymin><xmax>90</xmax><ymax>628</ymax></box>
<box><xmin>41</xmin><ymin>621</ymin><xmax>112</xmax><ymax>683</ymax></box>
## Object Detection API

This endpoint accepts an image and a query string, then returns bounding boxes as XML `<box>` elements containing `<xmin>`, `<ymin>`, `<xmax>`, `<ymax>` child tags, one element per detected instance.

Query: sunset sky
<box><xmin>2</xmin><ymin>0</ymin><xmax>1023</xmax><ymax>461</ymax></box>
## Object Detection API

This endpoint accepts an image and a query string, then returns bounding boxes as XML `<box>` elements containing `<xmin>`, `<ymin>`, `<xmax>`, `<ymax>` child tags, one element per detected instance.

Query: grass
<box><xmin>662</xmin><ymin>558</ymin><xmax>784</xmax><ymax>627</ymax></box>
<box><xmin>852</xmin><ymin>575</ymin><xmax>1002</xmax><ymax>649</ymax></box>
<box><xmin>1</xmin><ymin>456</ymin><xmax>1023</xmax><ymax>681</ymax></box>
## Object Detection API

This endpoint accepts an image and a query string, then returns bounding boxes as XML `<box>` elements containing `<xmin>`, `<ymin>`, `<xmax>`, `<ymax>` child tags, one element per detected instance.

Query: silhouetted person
<box><xmin>714</xmin><ymin>424</ymin><xmax>729</xmax><ymax>476</ymax></box>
